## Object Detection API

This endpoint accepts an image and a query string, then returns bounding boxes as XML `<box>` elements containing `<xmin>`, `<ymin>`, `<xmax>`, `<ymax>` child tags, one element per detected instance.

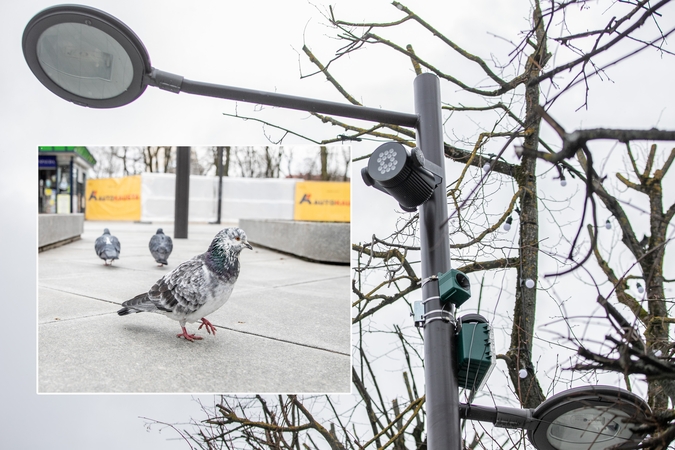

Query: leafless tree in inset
<box><xmin>89</xmin><ymin>146</ymin><xmax>145</xmax><ymax>177</ymax></box>
<box><xmin>143</xmin><ymin>146</ymin><xmax>174</xmax><ymax>173</ymax></box>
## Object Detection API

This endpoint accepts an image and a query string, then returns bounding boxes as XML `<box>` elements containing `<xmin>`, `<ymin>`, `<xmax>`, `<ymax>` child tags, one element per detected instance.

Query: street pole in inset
<box><xmin>216</xmin><ymin>146</ymin><xmax>224</xmax><ymax>225</ymax></box>
<box><xmin>174</xmin><ymin>146</ymin><xmax>190</xmax><ymax>239</ymax></box>
<box><xmin>414</xmin><ymin>73</ymin><xmax>460</xmax><ymax>450</ymax></box>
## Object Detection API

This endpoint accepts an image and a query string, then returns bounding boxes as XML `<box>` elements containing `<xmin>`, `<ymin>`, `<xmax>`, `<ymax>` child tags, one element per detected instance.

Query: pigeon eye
<box><xmin>235</xmin><ymin>237</ymin><xmax>241</xmax><ymax>241</ymax></box>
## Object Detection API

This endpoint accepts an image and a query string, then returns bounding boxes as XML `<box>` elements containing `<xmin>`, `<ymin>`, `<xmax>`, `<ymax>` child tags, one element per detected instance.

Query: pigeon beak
<box><xmin>244</xmin><ymin>241</ymin><xmax>253</xmax><ymax>250</ymax></box>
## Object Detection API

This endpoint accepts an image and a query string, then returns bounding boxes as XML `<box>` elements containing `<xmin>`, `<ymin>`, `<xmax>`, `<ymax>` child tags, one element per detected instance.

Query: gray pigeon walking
<box><xmin>95</xmin><ymin>228</ymin><xmax>120</xmax><ymax>265</ymax></box>
<box><xmin>117</xmin><ymin>227</ymin><xmax>252</xmax><ymax>341</ymax></box>
<box><xmin>149</xmin><ymin>228</ymin><xmax>173</xmax><ymax>266</ymax></box>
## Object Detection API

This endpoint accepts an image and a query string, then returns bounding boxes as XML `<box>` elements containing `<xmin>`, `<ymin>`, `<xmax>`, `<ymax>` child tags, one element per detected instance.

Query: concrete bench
<box><xmin>239</xmin><ymin>219</ymin><xmax>349</xmax><ymax>264</ymax></box>
<box><xmin>38</xmin><ymin>214</ymin><xmax>84</xmax><ymax>251</ymax></box>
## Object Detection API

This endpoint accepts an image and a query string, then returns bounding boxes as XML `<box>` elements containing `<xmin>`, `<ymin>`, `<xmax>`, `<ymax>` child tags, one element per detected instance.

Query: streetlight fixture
<box><xmin>528</xmin><ymin>385</ymin><xmax>649</xmax><ymax>450</ymax></box>
<box><xmin>22</xmin><ymin>4</ymin><xmax>418</xmax><ymax>126</ymax></box>
<box><xmin>22</xmin><ymin>5</ymin><xmax>652</xmax><ymax>450</ymax></box>
<box><xmin>461</xmin><ymin>385</ymin><xmax>649</xmax><ymax>450</ymax></box>
<box><xmin>22</xmin><ymin>4</ymin><xmax>150</xmax><ymax>108</ymax></box>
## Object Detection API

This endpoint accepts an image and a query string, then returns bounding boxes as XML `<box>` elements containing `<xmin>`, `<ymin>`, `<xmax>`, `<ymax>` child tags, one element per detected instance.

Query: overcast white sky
<box><xmin>3</xmin><ymin>0</ymin><xmax>675</xmax><ymax>448</ymax></box>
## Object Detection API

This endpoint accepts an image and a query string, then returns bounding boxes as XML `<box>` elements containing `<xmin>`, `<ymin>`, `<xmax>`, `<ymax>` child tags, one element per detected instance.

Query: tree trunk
<box><xmin>505</xmin><ymin>1</ymin><xmax>547</xmax><ymax>409</ymax></box>
<box><xmin>320</xmin><ymin>146</ymin><xmax>329</xmax><ymax>180</ymax></box>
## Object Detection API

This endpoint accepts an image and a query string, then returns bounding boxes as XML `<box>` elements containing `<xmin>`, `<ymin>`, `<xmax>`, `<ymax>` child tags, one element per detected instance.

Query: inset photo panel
<box><xmin>37</xmin><ymin>145</ymin><xmax>351</xmax><ymax>394</ymax></box>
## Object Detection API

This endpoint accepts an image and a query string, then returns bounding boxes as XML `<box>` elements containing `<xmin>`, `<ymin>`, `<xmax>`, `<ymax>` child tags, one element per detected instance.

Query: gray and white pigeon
<box><xmin>149</xmin><ymin>228</ymin><xmax>173</xmax><ymax>266</ymax></box>
<box><xmin>117</xmin><ymin>227</ymin><xmax>252</xmax><ymax>341</ymax></box>
<box><xmin>95</xmin><ymin>228</ymin><xmax>121</xmax><ymax>265</ymax></box>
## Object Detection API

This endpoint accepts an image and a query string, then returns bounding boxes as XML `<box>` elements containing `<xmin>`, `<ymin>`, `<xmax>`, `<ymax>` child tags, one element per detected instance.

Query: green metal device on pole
<box><xmin>22</xmin><ymin>5</ymin><xmax>654</xmax><ymax>450</ymax></box>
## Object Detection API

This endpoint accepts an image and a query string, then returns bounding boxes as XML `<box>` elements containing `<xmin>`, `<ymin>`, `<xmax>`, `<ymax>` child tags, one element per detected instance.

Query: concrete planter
<box><xmin>38</xmin><ymin>214</ymin><xmax>84</xmax><ymax>251</ymax></box>
<box><xmin>239</xmin><ymin>219</ymin><xmax>349</xmax><ymax>264</ymax></box>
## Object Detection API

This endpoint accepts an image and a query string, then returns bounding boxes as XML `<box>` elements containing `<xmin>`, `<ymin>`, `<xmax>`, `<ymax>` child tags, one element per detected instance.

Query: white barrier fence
<box><xmin>140</xmin><ymin>173</ymin><xmax>298</xmax><ymax>222</ymax></box>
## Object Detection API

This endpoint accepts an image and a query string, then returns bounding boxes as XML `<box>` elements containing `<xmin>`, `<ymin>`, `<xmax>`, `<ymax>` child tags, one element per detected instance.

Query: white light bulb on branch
<box><xmin>519</xmin><ymin>369</ymin><xmax>528</xmax><ymax>379</ymax></box>
<box><xmin>504</xmin><ymin>216</ymin><xmax>513</xmax><ymax>231</ymax></box>
<box><xmin>560</xmin><ymin>178</ymin><xmax>567</xmax><ymax>187</ymax></box>
<box><xmin>605</xmin><ymin>219</ymin><xmax>612</xmax><ymax>230</ymax></box>
<box><xmin>524</xmin><ymin>278</ymin><xmax>535</xmax><ymax>289</ymax></box>
<box><xmin>483</xmin><ymin>162</ymin><xmax>491</xmax><ymax>173</ymax></box>
<box><xmin>637</xmin><ymin>283</ymin><xmax>644</xmax><ymax>294</ymax></box>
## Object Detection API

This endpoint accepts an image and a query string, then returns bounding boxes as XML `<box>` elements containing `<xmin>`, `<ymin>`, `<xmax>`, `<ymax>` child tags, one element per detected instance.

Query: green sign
<box><xmin>38</xmin><ymin>146</ymin><xmax>97</xmax><ymax>167</ymax></box>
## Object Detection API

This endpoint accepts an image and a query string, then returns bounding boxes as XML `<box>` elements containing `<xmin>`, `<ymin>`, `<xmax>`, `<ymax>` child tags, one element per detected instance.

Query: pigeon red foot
<box><xmin>177</xmin><ymin>327</ymin><xmax>203</xmax><ymax>341</ymax></box>
<box><xmin>198</xmin><ymin>318</ymin><xmax>217</xmax><ymax>335</ymax></box>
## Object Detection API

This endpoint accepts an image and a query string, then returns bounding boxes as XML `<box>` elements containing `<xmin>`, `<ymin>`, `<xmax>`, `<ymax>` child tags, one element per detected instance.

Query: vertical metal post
<box><xmin>174</xmin><ymin>146</ymin><xmax>190</xmax><ymax>239</ymax></box>
<box><xmin>216</xmin><ymin>146</ymin><xmax>223</xmax><ymax>225</ymax></box>
<box><xmin>414</xmin><ymin>73</ymin><xmax>460</xmax><ymax>450</ymax></box>
<box><xmin>69</xmin><ymin>157</ymin><xmax>74</xmax><ymax>213</ymax></box>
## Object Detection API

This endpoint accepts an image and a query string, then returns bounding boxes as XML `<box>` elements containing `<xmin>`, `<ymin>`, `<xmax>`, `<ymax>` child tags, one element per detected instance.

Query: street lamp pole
<box><xmin>415</xmin><ymin>74</ymin><xmax>461</xmax><ymax>450</ymax></box>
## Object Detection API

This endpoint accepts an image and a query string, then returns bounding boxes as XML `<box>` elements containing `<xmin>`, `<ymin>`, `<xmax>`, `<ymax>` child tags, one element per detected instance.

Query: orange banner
<box><xmin>294</xmin><ymin>181</ymin><xmax>350</xmax><ymax>222</ymax></box>
<box><xmin>85</xmin><ymin>175</ymin><xmax>141</xmax><ymax>221</ymax></box>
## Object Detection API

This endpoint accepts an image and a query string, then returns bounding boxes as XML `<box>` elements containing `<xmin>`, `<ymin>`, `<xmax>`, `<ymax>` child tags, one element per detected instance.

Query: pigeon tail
<box><xmin>102</xmin><ymin>250</ymin><xmax>119</xmax><ymax>260</ymax></box>
<box><xmin>117</xmin><ymin>307</ymin><xmax>134</xmax><ymax>316</ymax></box>
<box><xmin>118</xmin><ymin>293</ymin><xmax>165</xmax><ymax>315</ymax></box>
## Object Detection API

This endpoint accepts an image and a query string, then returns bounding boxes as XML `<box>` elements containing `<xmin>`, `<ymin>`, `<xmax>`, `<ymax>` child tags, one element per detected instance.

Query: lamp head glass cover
<box><xmin>36</xmin><ymin>22</ymin><xmax>133</xmax><ymax>99</ymax></box>
<box><xmin>22</xmin><ymin>4</ymin><xmax>152</xmax><ymax>108</ymax></box>
<box><xmin>528</xmin><ymin>386</ymin><xmax>649</xmax><ymax>450</ymax></box>
<box><xmin>546</xmin><ymin>406</ymin><xmax>635</xmax><ymax>450</ymax></box>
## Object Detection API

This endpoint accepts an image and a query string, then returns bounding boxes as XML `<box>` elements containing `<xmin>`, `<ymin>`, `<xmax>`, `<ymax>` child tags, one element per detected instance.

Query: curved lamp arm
<box><xmin>460</xmin><ymin>403</ymin><xmax>535</xmax><ymax>430</ymax></box>
<box><xmin>146</xmin><ymin>69</ymin><xmax>418</xmax><ymax>126</ymax></box>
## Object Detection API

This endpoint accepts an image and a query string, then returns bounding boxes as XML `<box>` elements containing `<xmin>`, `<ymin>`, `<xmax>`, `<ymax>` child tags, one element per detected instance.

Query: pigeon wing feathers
<box><xmin>94</xmin><ymin>236</ymin><xmax>106</xmax><ymax>257</ymax></box>
<box><xmin>112</xmin><ymin>235</ymin><xmax>121</xmax><ymax>253</ymax></box>
<box><xmin>118</xmin><ymin>256</ymin><xmax>209</xmax><ymax>316</ymax></box>
<box><xmin>160</xmin><ymin>234</ymin><xmax>173</xmax><ymax>252</ymax></box>
<box><xmin>147</xmin><ymin>255</ymin><xmax>210</xmax><ymax>316</ymax></box>
<box><xmin>149</xmin><ymin>234</ymin><xmax>160</xmax><ymax>251</ymax></box>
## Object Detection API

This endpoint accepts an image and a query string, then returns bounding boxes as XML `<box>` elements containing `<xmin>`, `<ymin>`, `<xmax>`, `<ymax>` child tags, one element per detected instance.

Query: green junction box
<box><xmin>456</xmin><ymin>318</ymin><xmax>494</xmax><ymax>391</ymax></box>
<box><xmin>438</xmin><ymin>269</ymin><xmax>471</xmax><ymax>308</ymax></box>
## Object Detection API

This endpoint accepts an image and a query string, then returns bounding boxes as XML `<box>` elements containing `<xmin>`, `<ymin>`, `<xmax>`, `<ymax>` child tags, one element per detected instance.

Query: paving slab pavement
<box><xmin>38</xmin><ymin>220</ymin><xmax>351</xmax><ymax>393</ymax></box>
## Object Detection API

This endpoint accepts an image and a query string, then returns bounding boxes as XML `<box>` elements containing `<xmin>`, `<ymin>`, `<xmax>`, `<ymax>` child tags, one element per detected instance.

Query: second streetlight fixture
<box><xmin>462</xmin><ymin>385</ymin><xmax>649</xmax><ymax>450</ymax></box>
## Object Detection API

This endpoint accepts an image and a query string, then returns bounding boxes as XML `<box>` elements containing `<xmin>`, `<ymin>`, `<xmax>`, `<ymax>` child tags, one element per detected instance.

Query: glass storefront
<box><xmin>38</xmin><ymin>170</ymin><xmax>57</xmax><ymax>214</ymax></box>
<box><xmin>38</xmin><ymin>147</ymin><xmax>94</xmax><ymax>214</ymax></box>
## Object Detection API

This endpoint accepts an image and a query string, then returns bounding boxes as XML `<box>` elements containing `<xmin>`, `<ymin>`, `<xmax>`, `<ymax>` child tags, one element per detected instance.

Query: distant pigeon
<box><xmin>149</xmin><ymin>228</ymin><xmax>173</xmax><ymax>266</ymax></box>
<box><xmin>118</xmin><ymin>227</ymin><xmax>252</xmax><ymax>341</ymax></box>
<box><xmin>95</xmin><ymin>228</ymin><xmax>120</xmax><ymax>265</ymax></box>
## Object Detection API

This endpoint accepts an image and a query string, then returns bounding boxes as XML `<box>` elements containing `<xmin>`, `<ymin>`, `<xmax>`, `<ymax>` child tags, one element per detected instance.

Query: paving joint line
<box><xmin>40</xmin><ymin>286</ymin><xmax>350</xmax><ymax>357</ymax></box>
<box><xmin>271</xmin><ymin>274</ymin><xmax>349</xmax><ymax>289</ymax></box>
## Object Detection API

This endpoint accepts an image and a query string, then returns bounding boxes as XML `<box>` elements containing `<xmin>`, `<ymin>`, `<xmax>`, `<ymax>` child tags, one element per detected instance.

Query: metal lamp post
<box><xmin>413</xmin><ymin>74</ymin><xmax>461</xmax><ymax>449</ymax></box>
<box><xmin>22</xmin><ymin>5</ymin><xmax>650</xmax><ymax>450</ymax></box>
